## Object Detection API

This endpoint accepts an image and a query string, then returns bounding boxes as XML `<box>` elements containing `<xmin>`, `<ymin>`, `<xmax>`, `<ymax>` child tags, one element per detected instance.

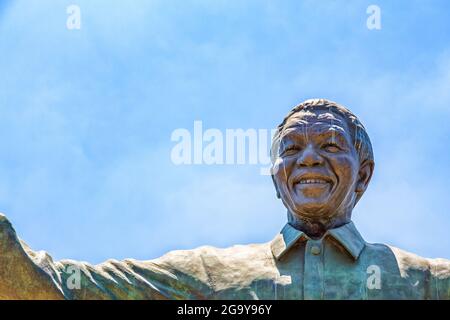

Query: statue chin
<box><xmin>286</xmin><ymin>189</ymin><xmax>352</xmax><ymax>226</ymax></box>
<box><xmin>289</xmin><ymin>200</ymin><xmax>334</xmax><ymax>219</ymax></box>
<box><xmin>288</xmin><ymin>203</ymin><xmax>343</xmax><ymax>229</ymax></box>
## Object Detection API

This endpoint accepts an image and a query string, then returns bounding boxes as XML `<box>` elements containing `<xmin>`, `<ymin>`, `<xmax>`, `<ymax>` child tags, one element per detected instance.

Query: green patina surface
<box><xmin>0</xmin><ymin>214</ymin><xmax>449</xmax><ymax>299</ymax></box>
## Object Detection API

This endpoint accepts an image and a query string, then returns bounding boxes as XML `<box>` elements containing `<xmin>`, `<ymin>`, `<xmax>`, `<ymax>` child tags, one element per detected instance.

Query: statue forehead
<box><xmin>282</xmin><ymin>109</ymin><xmax>351</xmax><ymax>136</ymax></box>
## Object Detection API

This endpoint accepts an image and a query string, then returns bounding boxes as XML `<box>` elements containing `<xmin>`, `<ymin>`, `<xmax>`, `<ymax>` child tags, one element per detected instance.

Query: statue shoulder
<box><xmin>150</xmin><ymin>241</ymin><xmax>272</xmax><ymax>267</ymax></box>
<box><xmin>386</xmin><ymin>245</ymin><xmax>450</xmax><ymax>278</ymax></box>
<box><xmin>361</xmin><ymin>242</ymin><xmax>449</xmax><ymax>276</ymax></box>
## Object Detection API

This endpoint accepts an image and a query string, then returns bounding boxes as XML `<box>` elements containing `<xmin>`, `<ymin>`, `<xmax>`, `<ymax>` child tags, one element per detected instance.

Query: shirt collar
<box><xmin>270</xmin><ymin>221</ymin><xmax>366</xmax><ymax>261</ymax></box>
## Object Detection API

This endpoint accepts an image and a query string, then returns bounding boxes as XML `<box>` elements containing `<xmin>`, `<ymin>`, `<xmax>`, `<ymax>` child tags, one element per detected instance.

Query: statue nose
<box><xmin>296</xmin><ymin>145</ymin><xmax>323</xmax><ymax>167</ymax></box>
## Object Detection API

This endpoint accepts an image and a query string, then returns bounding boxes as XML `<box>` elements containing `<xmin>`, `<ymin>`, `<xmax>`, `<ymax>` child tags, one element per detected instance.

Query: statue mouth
<box><xmin>291</xmin><ymin>173</ymin><xmax>333</xmax><ymax>188</ymax></box>
<box><xmin>289</xmin><ymin>173</ymin><xmax>335</xmax><ymax>198</ymax></box>
<box><xmin>296</xmin><ymin>178</ymin><xmax>330</xmax><ymax>185</ymax></box>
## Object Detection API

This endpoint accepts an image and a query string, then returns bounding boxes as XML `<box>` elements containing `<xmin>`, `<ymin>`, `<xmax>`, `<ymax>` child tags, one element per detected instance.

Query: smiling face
<box><xmin>272</xmin><ymin>109</ymin><xmax>371</xmax><ymax>226</ymax></box>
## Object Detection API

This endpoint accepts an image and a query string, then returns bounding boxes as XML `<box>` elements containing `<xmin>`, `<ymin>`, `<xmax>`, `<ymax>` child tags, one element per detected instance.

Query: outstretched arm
<box><xmin>0</xmin><ymin>213</ymin><xmax>212</xmax><ymax>300</ymax></box>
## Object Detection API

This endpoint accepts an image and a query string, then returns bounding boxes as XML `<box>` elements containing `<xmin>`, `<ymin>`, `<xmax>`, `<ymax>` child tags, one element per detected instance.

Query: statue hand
<box><xmin>0</xmin><ymin>213</ymin><xmax>63</xmax><ymax>299</ymax></box>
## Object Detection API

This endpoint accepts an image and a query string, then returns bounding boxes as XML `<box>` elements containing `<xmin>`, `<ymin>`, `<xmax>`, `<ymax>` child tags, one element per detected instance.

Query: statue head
<box><xmin>271</xmin><ymin>99</ymin><xmax>375</xmax><ymax>237</ymax></box>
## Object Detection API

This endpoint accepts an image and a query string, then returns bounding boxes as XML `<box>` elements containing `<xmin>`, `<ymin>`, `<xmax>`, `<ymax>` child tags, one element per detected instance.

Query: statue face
<box><xmin>272</xmin><ymin>110</ymin><xmax>363</xmax><ymax>221</ymax></box>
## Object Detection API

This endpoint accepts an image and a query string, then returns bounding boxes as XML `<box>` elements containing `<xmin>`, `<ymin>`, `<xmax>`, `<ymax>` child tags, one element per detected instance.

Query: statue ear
<box><xmin>355</xmin><ymin>160</ymin><xmax>374</xmax><ymax>201</ymax></box>
<box><xmin>271</xmin><ymin>174</ymin><xmax>281</xmax><ymax>199</ymax></box>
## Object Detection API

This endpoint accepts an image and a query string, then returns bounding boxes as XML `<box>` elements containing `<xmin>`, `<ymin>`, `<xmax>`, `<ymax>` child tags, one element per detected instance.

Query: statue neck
<box><xmin>287</xmin><ymin>211</ymin><xmax>352</xmax><ymax>239</ymax></box>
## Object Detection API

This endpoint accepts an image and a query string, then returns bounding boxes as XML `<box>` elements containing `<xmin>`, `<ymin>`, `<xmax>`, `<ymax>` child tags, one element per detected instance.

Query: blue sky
<box><xmin>0</xmin><ymin>0</ymin><xmax>449</xmax><ymax>264</ymax></box>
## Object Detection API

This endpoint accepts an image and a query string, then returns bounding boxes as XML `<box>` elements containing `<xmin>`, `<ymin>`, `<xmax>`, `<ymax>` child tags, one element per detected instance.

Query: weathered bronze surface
<box><xmin>0</xmin><ymin>99</ymin><xmax>448</xmax><ymax>299</ymax></box>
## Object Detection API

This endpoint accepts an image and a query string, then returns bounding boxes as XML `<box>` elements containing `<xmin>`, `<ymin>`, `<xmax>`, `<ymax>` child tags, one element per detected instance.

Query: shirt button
<box><xmin>310</xmin><ymin>245</ymin><xmax>321</xmax><ymax>255</ymax></box>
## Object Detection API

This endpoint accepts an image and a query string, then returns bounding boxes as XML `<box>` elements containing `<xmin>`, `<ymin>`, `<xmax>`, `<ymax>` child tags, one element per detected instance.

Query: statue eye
<box><xmin>322</xmin><ymin>143</ymin><xmax>341</xmax><ymax>153</ymax></box>
<box><xmin>281</xmin><ymin>145</ymin><xmax>301</xmax><ymax>156</ymax></box>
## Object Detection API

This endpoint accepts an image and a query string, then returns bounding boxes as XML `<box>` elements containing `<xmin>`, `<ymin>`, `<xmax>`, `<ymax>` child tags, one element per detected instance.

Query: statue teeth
<box><xmin>298</xmin><ymin>179</ymin><xmax>327</xmax><ymax>184</ymax></box>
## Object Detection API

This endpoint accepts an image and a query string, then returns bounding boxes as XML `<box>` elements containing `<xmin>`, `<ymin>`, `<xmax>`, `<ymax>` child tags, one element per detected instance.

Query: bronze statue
<box><xmin>0</xmin><ymin>98</ymin><xmax>448</xmax><ymax>299</ymax></box>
